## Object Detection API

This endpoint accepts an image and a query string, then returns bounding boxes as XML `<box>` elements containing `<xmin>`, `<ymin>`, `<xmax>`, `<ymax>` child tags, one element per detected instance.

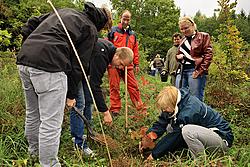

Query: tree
<box><xmin>111</xmin><ymin>0</ymin><xmax>180</xmax><ymax>59</ymax></box>
<box><xmin>0</xmin><ymin>0</ymin><xmax>83</xmax><ymax>52</ymax></box>
<box><xmin>235</xmin><ymin>10</ymin><xmax>250</xmax><ymax>44</ymax></box>
<box><xmin>193</xmin><ymin>11</ymin><xmax>220</xmax><ymax>39</ymax></box>
<box><xmin>213</xmin><ymin>0</ymin><xmax>248</xmax><ymax>84</ymax></box>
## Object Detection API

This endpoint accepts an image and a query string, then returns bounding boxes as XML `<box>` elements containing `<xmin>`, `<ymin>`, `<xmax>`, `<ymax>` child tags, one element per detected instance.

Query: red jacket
<box><xmin>108</xmin><ymin>23</ymin><xmax>139</xmax><ymax>69</ymax></box>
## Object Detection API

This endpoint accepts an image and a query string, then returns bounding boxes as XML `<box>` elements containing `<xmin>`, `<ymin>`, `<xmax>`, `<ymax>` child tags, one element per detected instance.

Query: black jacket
<box><xmin>88</xmin><ymin>38</ymin><xmax>116</xmax><ymax>112</ymax></box>
<box><xmin>16</xmin><ymin>2</ymin><xmax>108</xmax><ymax>99</ymax></box>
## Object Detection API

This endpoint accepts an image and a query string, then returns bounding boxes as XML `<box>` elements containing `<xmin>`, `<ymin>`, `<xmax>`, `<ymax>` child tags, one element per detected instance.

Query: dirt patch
<box><xmin>92</xmin><ymin>133</ymin><xmax>120</xmax><ymax>150</ymax></box>
<box><xmin>111</xmin><ymin>157</ymin><xmax>131</xmax><ymax>167</ymax></box>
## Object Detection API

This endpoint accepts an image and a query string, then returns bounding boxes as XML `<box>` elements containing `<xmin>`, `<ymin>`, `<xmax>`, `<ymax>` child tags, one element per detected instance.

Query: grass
<box><xmin>0</xmin><ymin>57</ymin><xmax>249</xmax><ymax>166</ymax></box>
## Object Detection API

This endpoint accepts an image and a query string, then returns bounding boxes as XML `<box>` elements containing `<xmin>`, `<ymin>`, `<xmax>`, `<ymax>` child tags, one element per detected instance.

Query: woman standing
<box><xmin>175</xmin><ymin>16</ymin><xmax>213</xmax><ymax>101</ymax></box>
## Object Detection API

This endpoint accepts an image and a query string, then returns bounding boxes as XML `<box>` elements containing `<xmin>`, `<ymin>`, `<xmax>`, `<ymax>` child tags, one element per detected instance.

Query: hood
<box><xmin>178</xmin><ymin>87</ymin><xmax>191</xmax><ymax>110</ymax></box>
<box><xmin>169</xmin><ymin>89</ymin><xmax>181</xmax><ymax>121</ymax></box>
<box><xmin>84</xmin><ymin>2</ymin><xmax>108</xmax><ymax>31</ymax></box>
<box><xmin>97</xmin><ymin>38</ymin><xmax>116</xmax><ymax>63</ymax></box>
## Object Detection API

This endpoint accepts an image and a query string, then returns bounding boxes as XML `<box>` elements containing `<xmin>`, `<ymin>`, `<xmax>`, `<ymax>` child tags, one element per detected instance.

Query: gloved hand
<box><xmin>139</xmin><ymin>132</ymin><xmax>157</xmax><ymax>152</ymax></box>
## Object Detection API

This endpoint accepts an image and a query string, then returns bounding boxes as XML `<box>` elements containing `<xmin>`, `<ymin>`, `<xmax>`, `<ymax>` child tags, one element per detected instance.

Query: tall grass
<box><xmin>0</xmin><ymin>57</ymin><xmax>249</xmax><ymax>166</ymax></box>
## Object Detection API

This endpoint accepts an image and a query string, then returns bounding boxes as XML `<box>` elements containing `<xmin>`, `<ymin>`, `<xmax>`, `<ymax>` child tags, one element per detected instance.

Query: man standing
<box><xmin>161</xmin><ymin>33</ymin><xmax>182</xmax><ymax>85</ymax></box>
<box><xmin>107</xmin><ymin>10</ymin><xmax>144</xmax><ymax>116</ymax></box>
<box><xmin>17</xmin><ymin>3</ymin><xmax>110</xmax><ymax>166</ymax></box>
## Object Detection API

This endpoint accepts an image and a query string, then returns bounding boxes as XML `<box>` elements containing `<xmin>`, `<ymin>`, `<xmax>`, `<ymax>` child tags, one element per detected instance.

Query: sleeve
<box><xmin>200</xmin><ymin>33</ymin><xmax>213</xmax><ymax>72</ymax></box>
<box><xmin>21</xmin><ymin>13</ymin><xmax>50</xmax><ymax>42</ymax></box>
<box><xmin>132</xmin><ymin>36</ymin><xmax>140</xmax><ymax>66</ymax></box>
<box><xmin>67</xmin><ymin>27</ymin><xmax>97</xmax><ymax>99</ymax></box>
<box><xmin>107</xmin><ymin>27</ymin><xmax>115</xmax><ymax>42</ymax></box>
<box><xmin>89</xmin><ymin>52</ymin><xmax>109</xmax><ymax>112</ymax></box>
<box><xmin>163</xmin><ymin>50</ymin><xmax>170</xmax><ymax>72</ymax></box>
<box><xmin>66</xmin><ymin>62</ymin><xmax>84</xmax><ymax>99</ymax></box>
<box><xmin>147</xmin><ymin>112</ymin><xmax>170</xmax><ymax>139</ymax></box>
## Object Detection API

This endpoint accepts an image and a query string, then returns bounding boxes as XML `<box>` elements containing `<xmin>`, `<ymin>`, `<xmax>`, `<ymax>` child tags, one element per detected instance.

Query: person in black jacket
<box><xmin>16</xmin><ymin>2</ymin><xmax>111</xmax><ymax>166</ymax></box>
<box><xmin>69</xmin><ymin>38</ymin><xmax>134</xmax><ymax>155</ymax></box>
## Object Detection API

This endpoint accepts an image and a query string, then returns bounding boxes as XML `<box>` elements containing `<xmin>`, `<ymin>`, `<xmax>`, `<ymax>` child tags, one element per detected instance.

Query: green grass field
<box><xmin>0</xmin><ymin>57</ymin><xmax>249</xmax><ymax>167</ymax></box>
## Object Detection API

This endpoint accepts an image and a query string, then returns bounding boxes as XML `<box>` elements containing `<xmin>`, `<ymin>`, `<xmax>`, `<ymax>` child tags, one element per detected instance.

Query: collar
<box><xmin>118</xmin><ymin>23</ymin><xmax>131</xmax><ymax>34</ymax></box>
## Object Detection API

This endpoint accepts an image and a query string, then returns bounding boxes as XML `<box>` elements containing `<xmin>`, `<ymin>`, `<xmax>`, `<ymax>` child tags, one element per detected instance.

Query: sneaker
<box><xmin>72</xmin><ymin>137</ymin><xmax>83</xmax><ymax>150</ymax></box>
<box><xmin>83</xmin><ymin>147</ymin><xmax>94</xmax><ymax>156</ymax></box>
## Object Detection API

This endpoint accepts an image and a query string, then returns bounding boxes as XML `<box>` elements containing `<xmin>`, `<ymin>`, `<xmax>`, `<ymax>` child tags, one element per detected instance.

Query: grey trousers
<box><xmin>18</xmin><ymin>65</ymin><xmax>67</xmax><ymax>167</ymax></box>
<box><xmin>182</xmin><ymin>124</ymin><xmax>228</xmax><ymax>158</ymax></box>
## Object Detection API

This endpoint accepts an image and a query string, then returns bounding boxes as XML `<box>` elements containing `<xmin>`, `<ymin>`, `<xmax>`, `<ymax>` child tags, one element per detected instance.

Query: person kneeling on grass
<box><xmin>140</xmin><ymin>86</ymin><xmax>234</xmax><ymax>160</ymax></box>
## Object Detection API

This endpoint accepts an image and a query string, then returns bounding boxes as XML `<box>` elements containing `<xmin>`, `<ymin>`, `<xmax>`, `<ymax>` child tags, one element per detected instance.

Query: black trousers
<box><xmin>152</xmin><ymin>130</ymin><xmax>188</xmax><ymax>159</ymax></box>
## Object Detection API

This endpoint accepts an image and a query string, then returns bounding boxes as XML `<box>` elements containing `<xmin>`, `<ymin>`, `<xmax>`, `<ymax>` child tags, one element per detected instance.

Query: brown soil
<box><xmin>92</xmin><ymin>133</ymin><xmax>120</xmax><ymax>150</ymax></box>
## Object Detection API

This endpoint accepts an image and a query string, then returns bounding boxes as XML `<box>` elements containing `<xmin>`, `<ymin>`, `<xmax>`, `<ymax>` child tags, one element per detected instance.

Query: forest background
<box><xmin>0</xmin><ymin>0</ymin><xmax>249</xmax><ymax>166</ymax></box>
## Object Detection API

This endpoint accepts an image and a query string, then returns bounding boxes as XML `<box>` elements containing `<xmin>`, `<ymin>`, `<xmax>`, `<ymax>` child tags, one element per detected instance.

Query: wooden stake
<box><xmin>125</xmin><ymin>66</ymin><xmax>128</xmax><ymax>128</ymax></box>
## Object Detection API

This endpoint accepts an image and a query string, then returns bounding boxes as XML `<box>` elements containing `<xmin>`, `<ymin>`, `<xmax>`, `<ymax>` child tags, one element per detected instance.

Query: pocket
<box><xmin>114</xmin><ymin>34</ymin><xmax>125</xmax><ymax>47</ymax></box>
<box><xmin>30</xmin><ymin>69</ymin><xmax>52</xmax><ymax>94</ymax></box>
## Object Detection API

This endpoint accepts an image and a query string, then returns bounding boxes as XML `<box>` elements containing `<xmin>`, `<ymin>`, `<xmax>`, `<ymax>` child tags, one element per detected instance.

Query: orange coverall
<box><xmin>107</xmin><ymin>23</ymin><xmax>143</xmax><ymax>113</ymax></box>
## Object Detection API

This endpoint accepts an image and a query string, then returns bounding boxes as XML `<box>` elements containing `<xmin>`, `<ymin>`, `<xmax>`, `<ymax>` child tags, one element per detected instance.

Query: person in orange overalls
<box><xmin>107</xmin><ymin>10</ymin><xmax>144</xmax><ymax>116</ymax></box>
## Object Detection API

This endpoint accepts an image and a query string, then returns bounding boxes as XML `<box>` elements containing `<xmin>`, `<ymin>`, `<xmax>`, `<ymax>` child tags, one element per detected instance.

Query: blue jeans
<box><xmin>175</xmin><ymin>68</ymin><xmax>207</xmax><ymax>101</ymax></box>
<box><xmin>70</xmin><ymin>79</ymin><xmax>92</xmax><ymax>148</ymax></box>
<box><xmin>150</xmin><ymin>69</ymin><xmax>156</xmax><ymax>76</ymax></box>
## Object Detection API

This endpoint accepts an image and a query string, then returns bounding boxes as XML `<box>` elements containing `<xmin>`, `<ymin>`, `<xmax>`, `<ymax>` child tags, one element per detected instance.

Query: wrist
<box><xmin>103</xmin><ymin>110</ymin><xmax>110</xmax><ymax>116</ymax></box>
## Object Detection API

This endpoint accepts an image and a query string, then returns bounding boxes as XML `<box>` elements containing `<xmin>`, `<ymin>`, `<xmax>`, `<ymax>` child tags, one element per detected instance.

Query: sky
<box><xmin>88</xmin><ymin>0</ymin><xmax>250</xmax><ymax>17</ymax></box>
<box><xmin>174</xmin><ymin>0</ymin><xmax>250</xmax><ymax>17</ymax></box>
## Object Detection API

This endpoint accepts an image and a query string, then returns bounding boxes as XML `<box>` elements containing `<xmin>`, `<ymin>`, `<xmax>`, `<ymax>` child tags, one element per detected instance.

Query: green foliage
<box><xmin>0</xmin><ymin>29</ymin><xmax>12</xmax><ymax>50</ymax></box>
<box><xmin>206</xmin><ymin>41</ymin><xmax>250</xmax><ymax>108</ymax></box>
<box><xmin>0</xmin><ymin>0</ymin><xmax>250</xmax><ymax>166</ymax></box>
<box><xmin>193</xmin><ymin>13</ymin><xmax>220</xmax><ymax>39</ymax></box>
<box><xmin>111</xmin><ymin>0</ymin><xmax>180</xmax><ymax>58</ymax></box>
<box><xmin>210</xmin><ymin>0</ymin><xmax>249</xmax><ymax>86</ymax></box>
<box><xmin>0</xmin><ymin>0</ymin><xmax>84</xmax><ymax>52</ymax></box>
<box><xmin>235</xmin><ymin>10</ymin><xmax>250</xmax><ymax>44</ymax></box>
<box><xmin>0</xmin><ymin>56</ymin><xmax>249</xmax><ymax>166</ymax></box>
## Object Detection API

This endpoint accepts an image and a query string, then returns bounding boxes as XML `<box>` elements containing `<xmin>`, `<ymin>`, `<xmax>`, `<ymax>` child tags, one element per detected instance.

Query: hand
<box><xmin>192</xmin><ymin>69</ymin><xmax>203</xmax><ymax>79</ymax></box>
<box><xmin>176</xmin><ymin>54</ymin><xmax>184</xmax><ymax>60</ymax></box>
<box><xmin>146</xmin><ymin>154</ymin><xmax>154</xmax><ymax>161</ymax></box>
<box><xmin>161</xmin><ymin>71</ymin><xmax>166</xmax><ymax>75</ymax></box>
<box><xmin>66</xmin><ymin>98</ymin><xmax>76</xmax><ymax>108</ymax></box>
<box><xmin>103</xmin><ymin>110</ymin><xmax>112</xmax><ymax>126</ymax></box>
<box><xmin>139</xmin><ymin>134</ymin><xmax>156</xmax><ymax>152</ymax></box>
<box><xmin>135</xmin><ymin>65</ymin><xmax>140</xmax><ymax>74</ymax></box>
